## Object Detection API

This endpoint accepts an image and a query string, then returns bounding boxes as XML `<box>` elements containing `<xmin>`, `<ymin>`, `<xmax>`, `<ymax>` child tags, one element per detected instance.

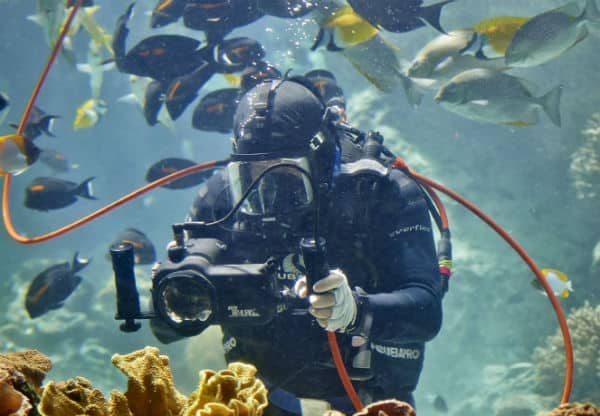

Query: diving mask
<box><xmin>227</xmin><ymin>156</ymin><xmax>314</xmax><ymax>216</ymax></box>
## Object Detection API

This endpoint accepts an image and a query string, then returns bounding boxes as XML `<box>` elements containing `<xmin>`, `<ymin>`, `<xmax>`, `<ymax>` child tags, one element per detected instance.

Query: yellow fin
<box><xmin>504</xmin><ymin>120</ymin><xmax>533</xmax><ymax>128</ymax></box>
<box><xmin>223</xmin><ymin>73</ymin><xmax>241</xmax><ymax>86</ymax></box>
<box><xmin>472</xmin><ymin>16</ymin><xmax>529</xmax><ymax>54</ymax></box>
<box><xmin>324</xmin><ymin>6</ymin><xmax>378</xmax><ymax>45</ymax></box>
<box><xmin>542</xmin><ymin>268</ymin><xmax>569</xmax><ymax>283</ymax></box>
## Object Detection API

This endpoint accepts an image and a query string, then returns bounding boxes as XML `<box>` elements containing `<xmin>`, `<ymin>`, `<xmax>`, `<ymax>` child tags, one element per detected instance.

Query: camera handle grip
<box><xmin>300</xmin><ymin>237</ymin><xmax>329</xmax><ymax>294</ymax></box>
<box><xmin>110</xmin><ymin>242</ymin><xmax>142</xmax><ymax>332</ymax></box>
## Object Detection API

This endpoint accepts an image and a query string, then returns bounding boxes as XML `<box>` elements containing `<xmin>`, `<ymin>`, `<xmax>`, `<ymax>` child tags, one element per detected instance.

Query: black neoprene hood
<box><xmin>232</xmin><ymin>80</ymin><xmax>326</xmax><ymax>155</ymax></box>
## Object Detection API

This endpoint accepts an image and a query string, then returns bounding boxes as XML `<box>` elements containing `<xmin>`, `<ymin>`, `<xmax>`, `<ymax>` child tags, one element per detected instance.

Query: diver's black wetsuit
<box><xmin>184</xmin><ymin>163</ymin><xmax>443</xmax><ymax>414</ymax></box>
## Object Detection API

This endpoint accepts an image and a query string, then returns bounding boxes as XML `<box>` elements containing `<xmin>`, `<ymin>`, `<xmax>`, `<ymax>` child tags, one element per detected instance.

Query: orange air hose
<box><xmin>398</xmin><ymin>160</ymin><xmax>573</xmax><ymax>405</ymax></box>
<box><xmin>0</xmin><ymin>0</ymin><xmax>572</xmax><ymax>407</ymax></box>
<box><xmin>3</xmin><ymin>160</ymin><xmax>223</xmax><ymax>243</ymax></box>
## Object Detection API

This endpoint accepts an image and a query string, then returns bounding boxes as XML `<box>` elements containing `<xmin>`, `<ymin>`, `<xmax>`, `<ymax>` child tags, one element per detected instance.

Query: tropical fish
<box><xmin>28</xmin><ymin>0</ymin><xmax>77</xmax><ymax>65</ymax></box>
<box><xmin>183</xmin><ymin>0</ymin><xmax>264</xmax><ymax>44</ymax></box>
<box><xmin>531</xmin><ymin>268</ymin><xmax>573</xmax><ymax>298</ymax></box>
<box><xmin>145</xmin><ymin>157</ymin><xmax>216</xmax><ymax>189</ymax></box>
<box><xmin>25</xmin><ymin>252</ymin><xmax>90</xmax><ymax>318</ymax></box>
<box><xmin>113</xmin><ymin>4</ymin><xmax>210</xmax><ymax>82</ymax></box>
<box><xmin>143</xmin><ymin>79</ymin><xmax>168</xmax><ymax>126</ymax></box>
<box><xmin>0</xmin><ymin>92</ymin><xmax>9</xmax><ymax>125</ymax></box>
<box><xmin>39</xmin><ymin>148</ymin><xmax>74</xmax><ymax>173</ymax></box>
<box><xmin>311</xmin><ymin>0</ymin><xmax>424</xmax><ymax>106</ymax></box>
<box><xmin>151</xmin><ymin>0</ymin><xmax>187</xmax><ymax>28</ymax></box>
<box><xmin>240</xmin><ymin>60</ymin><xmax>282</xmax><ymax>93</ymax></box>
<box><xmin>117</xmin><ymin>75</ymin><xmax>175</xmax><ymax>131</ymax></box>
<box><xmin>434</xmin><ymin>68</ymin><xmax>562</xmax><ymax>127</ymax></box>
<box><xmin>346</xmin><ymin>0</ymin><xmax>454</xmax><ymax>34</ymax></box>
<box><xmin>192</xmin><ymin>88</ymin><xmax>240</xmax><ymax>133</ymax></box>
<box><xmin>0</xmin><ymin>134</ymin><xmax>41</xmax><ymax>175</ymax></box>
<box><xmin>305</xmin><ymin>69</ymin><xmax>346</xmax><ymax>109</ymax></box>
<box><xmin>257</xmin><ymin>0</ymin><xmax>315</xmax><ymax>18</ymax></box>
<box><xmin>472</xmin><ymin>16</ymin><xmax>530</xmax><ymax>57</ymax></box>
<box><xmin>9</xmin><ymin>106</ymin><xmax>60</xmax><ymax>140</ymax></box>
<box><xmin>73</xmin><ymin>5</ymin><xmax>113</xmax><ymax>55</ymax></box>
<box><xmin>405</xmin><ymin>29</ymin><xmax>508</xmax><ymax>88</ymax></box>
<box><xmin>407</xmin><ymin>29</ymin><xmax>483</xmax><ymax>78</ymax></box>
<box><xmin>505</xmin><ymin>0</ymin><xmax>600</xmax><ymax>67</ymax></box>
<box><xmin>24</xmin><ymin>176</ymin><xmax>95</xmax><ymax>211</ymax></box>
<box><xmin>73</xmin><ymin>98</ymin><xmax>107</xmax><ymax>129</ymax></box>
<box><xmin>213</xmin><ymin>37</ymin><xmax>266</xmax><ymax>73</ymax></box>
<box><xmin>116</xmin><ymin>33</ymin><xmax>209</xmax><ymax>82</ymax></box>
<box><xmin>164</xmin><ymin>63</ymin><xmax>216</xmax><ymax>120</ymax></box>
<box><xmin>110</xmin><ymin>228</ymin><xmax>156</xmax><ymax>265</ymax></box>
<box><xmin>312</xmin><ymin>5</ymin><xmax>379</xmax><ymax>51</ymax></box>
<box><xmin>76</xmin><ymin>40</ymin><xmax>115</xmax><ymax>99</ymax></box>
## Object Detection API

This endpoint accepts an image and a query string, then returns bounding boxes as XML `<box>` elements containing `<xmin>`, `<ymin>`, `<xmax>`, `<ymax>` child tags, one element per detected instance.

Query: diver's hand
<box><xmin>294</xmin><ymin>270</ymin><xmax>357</xmax><ymax>332</ymax></box>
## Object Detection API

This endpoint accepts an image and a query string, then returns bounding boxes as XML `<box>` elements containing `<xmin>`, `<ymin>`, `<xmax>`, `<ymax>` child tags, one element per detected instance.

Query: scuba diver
<box><xmin>147</xmin><ymin>78</ymin><xmax>445</xmax><ymax>415</ymax></box>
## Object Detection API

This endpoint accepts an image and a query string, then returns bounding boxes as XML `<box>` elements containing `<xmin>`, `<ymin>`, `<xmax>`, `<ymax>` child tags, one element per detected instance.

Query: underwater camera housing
<box><xmin>110</xmin><ymin>228</ymin><xmax>288</xmax><ymax>338</ymax></box>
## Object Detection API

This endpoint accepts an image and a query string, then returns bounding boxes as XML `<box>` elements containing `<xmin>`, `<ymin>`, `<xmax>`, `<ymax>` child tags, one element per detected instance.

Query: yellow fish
<box><xmin>322</xmin><ymin>5</ymin><xmax>379</xmax><ymax>47</ymax></box>
<box><xmin>472</xmin><ymin>16</ymin><xmax>529</xmax><ymax>56</ymax></box>
<box><xmin>65</xmin><ymin>6</ymin><xmax>113</xmax><ymax>55</ymax></box>
<box><xmin>531</xmin><ymin>268</ymin><xmax>573</xmax><ymax>298</ymax></box>
<box><xmin>73</xmin><ymin>98</ymin><xmax>107</xmax><ymax>129</ymax></box>
<box><xmin>0</xmin><ymin>134</ymin><xmax>41</xmax><ymax>175</ymax></box>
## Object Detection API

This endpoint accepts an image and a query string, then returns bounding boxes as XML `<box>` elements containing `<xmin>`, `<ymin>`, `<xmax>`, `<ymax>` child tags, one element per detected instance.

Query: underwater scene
<box><xmin>1</xmin><ymin>0</ymin><xmax>600</xmax><ymax>414</ymax></box>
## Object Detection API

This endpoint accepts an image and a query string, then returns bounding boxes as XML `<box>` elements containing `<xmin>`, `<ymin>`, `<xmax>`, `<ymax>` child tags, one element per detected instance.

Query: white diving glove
<box><xmin>294</xmin><ymin>269</ymin><xmax>357</xmax><ymax>332</ymax></box>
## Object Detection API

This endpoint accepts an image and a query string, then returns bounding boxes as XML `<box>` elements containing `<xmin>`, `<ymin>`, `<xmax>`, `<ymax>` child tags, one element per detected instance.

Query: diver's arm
<box><xmin>349</xmin><ymin>170</ymin><xmax>443</xmax><ymax>343</ymax></box>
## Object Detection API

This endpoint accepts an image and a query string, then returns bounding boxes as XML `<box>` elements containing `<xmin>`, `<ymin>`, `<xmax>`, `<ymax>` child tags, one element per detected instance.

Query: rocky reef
<box><xmin>570</xmin><ymin>112</ymin><xmax>600</xmax><ymax>200</ymax></box>
<box><xmin>2</xmin><ymin>346</ymin><xmax>419</xmax><ymax>416</ymax></box>
<box><xmin>532</xmin><ymin>302</ymin><xmax>600</xmax><ymax>402</ymax></box>
<box><xmin>2</xmin><ymin>345</ymin><xmax>600</xmax><ymax>416</ymax></box>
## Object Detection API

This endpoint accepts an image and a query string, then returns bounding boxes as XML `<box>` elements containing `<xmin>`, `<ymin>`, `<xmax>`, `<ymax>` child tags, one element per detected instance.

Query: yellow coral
<box><xmin>111</xmin><ymin>346</ymin><xmax>187</xmax><ymax>416</ymax></box>
<box><xmin>183</xmin><ymin>362</ymin><xmax>268</xmax><ymax>416</ymax></box>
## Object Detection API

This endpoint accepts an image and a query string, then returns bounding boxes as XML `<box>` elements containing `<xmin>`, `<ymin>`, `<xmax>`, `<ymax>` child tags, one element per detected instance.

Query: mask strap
<box><xmin>249</xmin><ymin>79</ymin><xmax>285</xmax><ymax>142</ymax></box>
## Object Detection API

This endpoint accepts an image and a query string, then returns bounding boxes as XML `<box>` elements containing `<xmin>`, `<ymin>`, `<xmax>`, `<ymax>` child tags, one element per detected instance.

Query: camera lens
<box><xmin>157</xmin><ymin>271</ymin><xmax>214</xmax><ymax>325</ymax></box>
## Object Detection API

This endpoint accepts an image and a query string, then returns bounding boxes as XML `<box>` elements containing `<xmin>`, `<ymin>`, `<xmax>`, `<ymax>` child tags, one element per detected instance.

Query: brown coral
<box><xmin>0</xmin><ymin>350</ymin><xmax>52</xmax><ymax>396</ymax></box>
<box><xmin>532</xmin><ymin>302</ymin><xmax>600</xmax><ymax>401</ymax></box>
<box><xmin>39</xmin><ymin>377</ymin><xmax>109</xmax><ymax>416</ymax></box>
<box><xmin>537</xmin><ymin>402</ymin><xmax>600</xmax><ymax>416</ymax></box>
<box><xmin>0</xmin><ymin>349</ymin><xmax>52</xmax><ymax>416</ymax></box>
<box><xmin>111</xmin><ymin>346</ymin><xmax>187</xmax><ymax>416</ymax></box>
<box><xmin>183</xmin><ymin>362</ymin><xmax>268</xmax><ymax>416</ymax></box>
<box><xmin>324</xmin><ymin>400</ymin><xmax>415</xmax><ymax>416</ymax></box>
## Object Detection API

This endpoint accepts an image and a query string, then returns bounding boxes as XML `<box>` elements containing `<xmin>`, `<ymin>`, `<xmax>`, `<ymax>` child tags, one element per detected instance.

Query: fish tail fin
<box><xmin>39</xmin><ymin>115</ymin><xmax>60</xmax><ymax>137</ymax></box>
<box><xmin>76</xmin><ymin>177</ymin><xmax>96</xmax><ymax>200</ymax></box>
<box><xmin>395</xmin><ymin>71</ymin><xmax>431</xmax><ymax>108</ymax></box>
<box><xmin>566</xmin><ymin>280</ymin><xmax>574</xmax><ymax>292</ymax></box>
<box><xmin>311</xmin><ymin>28</ymin><xmax>326</xmax><ymax>51</ymax></box>
<box><xmin>420</xmin><ymin>0</ymin><xmax>454</xmax><ymax>34</ymax></box>
<box><xmin>539</xmin><ymin>85</ymin><xmax>563</xmax><ymax>127</ymax></box>
<box><xmin>72</xmin><ymin>252</ymin><xmax>91</xmax><ymax>273</ymax></box>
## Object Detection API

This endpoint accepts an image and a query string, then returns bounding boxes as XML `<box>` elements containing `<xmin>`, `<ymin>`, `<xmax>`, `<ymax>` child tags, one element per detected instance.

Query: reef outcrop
<box><xmin>536</xmin><ymin>402</ymin><xmax>600</xmax><ymax>416</ymax></box>
<box><xmin>0</xmin><ymin>350</ymin><xmax>52</xmax><ymax>416</ymax></box>
<box><xmin>2</xmin><ymin>345</ymin><xmax>598</xmax><ymax>416</ymax></box>
<box><xmin>532</xmin><ymin>302</ymin><xmax>600</xmax><ymax>402</ymax></box>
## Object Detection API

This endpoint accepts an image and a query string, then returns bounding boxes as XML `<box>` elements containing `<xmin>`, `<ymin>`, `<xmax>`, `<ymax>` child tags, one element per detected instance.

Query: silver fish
<box><xmin>505</xmin><ymin>0</ymin><xmax>600</xmax><ymax>67</ymax></box>
<box><xmin>406</xmin><ymin>29</ymin><xmax>506</xmax><ymax>89</ymax></box>
<box><xmin>310</xmin><ymin>0</ymin><xmax>425</xmax><ymax>107</ymax></box>
<box><xmin>434</xmin><ymin>68</ymin><xmax>562</xmax><ymax>127</ymax></box>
